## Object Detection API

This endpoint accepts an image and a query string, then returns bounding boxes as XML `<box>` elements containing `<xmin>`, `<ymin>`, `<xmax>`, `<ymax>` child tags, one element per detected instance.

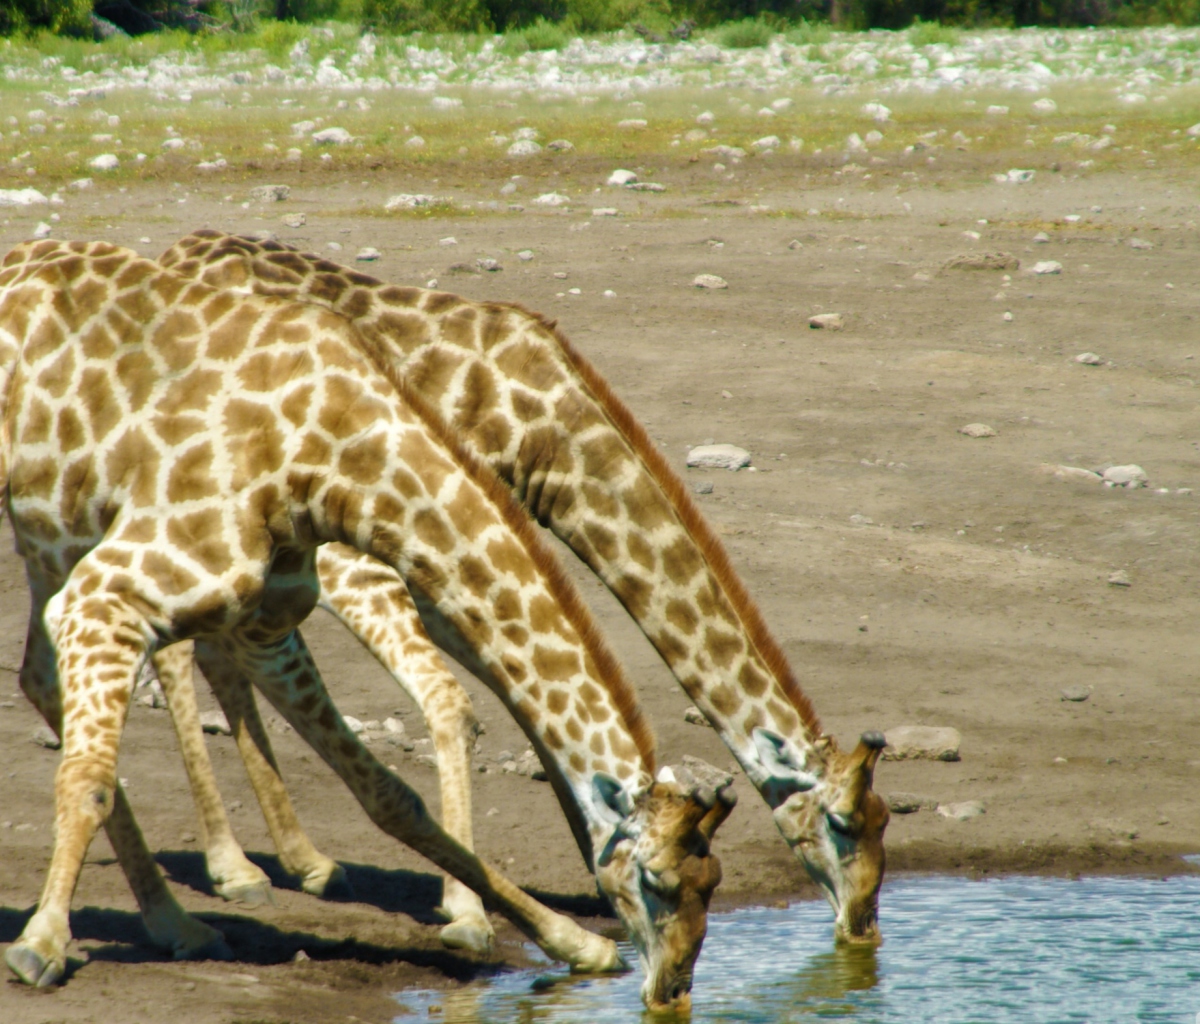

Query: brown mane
<box><xmin>348</xmin><ymin>327</ymin><xmax>658</xmax><ymax>776</ymax></box>
<box><xmin>523</xmin><ymin>309</ymin><xmax>823</xmax><ymax>741</ymax></box>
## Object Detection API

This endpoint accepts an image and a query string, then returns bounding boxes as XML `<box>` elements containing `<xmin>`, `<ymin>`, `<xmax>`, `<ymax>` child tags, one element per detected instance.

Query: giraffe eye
<box><xmin>826</xmin><ymin>811</ymin><xmax>856</xmax><ymax>837</ymax></box>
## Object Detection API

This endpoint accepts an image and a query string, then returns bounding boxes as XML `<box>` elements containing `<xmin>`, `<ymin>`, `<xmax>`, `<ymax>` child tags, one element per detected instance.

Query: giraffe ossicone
<box><xmin>156</xmin><ymin>230</ymin><xmax>890</xmax><ymax>944</ymax></box>
<box><xmin>0</xmin><ymin>239</ymin><xmax>728</xmax><ymax>1009</ymax></box>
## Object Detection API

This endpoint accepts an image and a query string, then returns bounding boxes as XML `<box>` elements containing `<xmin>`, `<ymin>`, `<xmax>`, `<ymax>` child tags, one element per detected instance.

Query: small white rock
<box><xmin>1107</xmin><ymin>569</ymin><xmax>1132</xmax><ymax>587</ymax></box>
<box><xmin>958</xmin><ymin>423</ymin><xmax>997</xmax><ymax>438</ymax></box>
<box><xmin>618</xmin><ymin>119</ymin><xmax>648</xmax><ymax>130</ymax></box>
<box><xmin>1032</xmin><ymin>98</ymin><xmax>1058</xmax><ymax>113</ymax></box>
<box><xmin>1033</xmin><ymin>231</ymin><xmax>1050</xmax><ymax>243</ymax></box>
<box><xmin>1031</xmin><ymin>260</ymin><xmax>1062</xmax><ymax>275</ymax></box>
<box><xmin>0</xmin><ymin>188</ymin><xmax>48</xmax><ymax>207</ymax></box>
<box><xmin>592</xmin><ymin>208</ymin><xmax>619</xmax><ymax>217</ymax></box>
<box><xmin>884</xmin><ymin>725</ymin><xmax>962</xmax><ymax>762</ymax></box>
<box><xmin>404</xmin><ymin>136</ymin><xmax>426</xmax><ymax>150</ymax></box>
<box><xmin>355</xmin><ymin>247</ymin><xmax>382</xmax><ymax>261</ymax></box>
<box><xmin>808</xmin><ymin>313</ymin><xmax>844</xmax><ymax>330</ymax></box>
<box><xmin>1075</xmin><ymin>352</ymin><xmax>1102</xmax><ymax>365</ymax></box>
<box><xmin>343</xmin><ymin>715</ymin><xmax>365</xmax><ymax>733</ymax></box>
<box><xmin>507</xmin><ymin>139</ymin><xmax>541</xmax><ymax>157</ymax></box>
<box><xmin>1128</xmin><ymin>238</ymin><xmax>1153</xmax><ymax>250</ymax></box>
<box><xmin>937</xmin><ymin>800</ymin><xmax>986</xmax><ymax>821</ymax></box>
<box><xmin>686</xmin><ymin>444</ymin><xmax>751</xmax><ymax>471</ymax></box>
<box><xmin>249</xmin><ymin>184</ymin><xmax>290</xmax><ymax>202</ymax></box>
<box><xmin>696</xmin><ymin>111</ymin><xmax>715</xmax><ymax>125</ymax></box>
<box><xmin>439</xmin><ymin>236</ymin><xmax>458</xmax><ymax>246</ymax></box>
<box><xmin>751</xmin><ymin>135</ymin><xmax>780</xmax><ymax>151</ymax></box>
<box><xmin>1102</xmin><ymin>465</ymin><xmax>1147</xmax><ymax>488</ymax></box>
<box><xmin>533</xmin><ymin>192</ymin><xmax>569</xmax><ymax>206</ymax></box>
<box><xmin>89</xmin><ymin>153</ymin><xmax>119</xmax><ymax>171</ymax></box>
<box><xmin>546</xmin><ymin>139</ymin><xmax>573</xmax><ymax>152</ymax></box>
<box><xmin>199</xmin><ymin>710</ymin><xmax>231</xmax><ymax>736</ymax></box>
<box><xmin>607</xmin><ymin>169</ymin><xmax>638</xmax><ymax>186</ymax></box>
<box><xmin>693</xmin><ymin>274</ymin><xmax>728</xmax><ymax>290</ymax></box>
<box><xmin>517</xmin><ymin>250</ymin><xmax>534</xmax><ymax>261</ymax></box>
<box><xmin>384</xmin><ymin>193</ymin><xmax>443</xmax><ymax>211</ymax></box>
<box><xmin>312</xmin><ymin>127</ymin><xmax>353</xmax><ymax>145</ymax></box>
<box><xmin>31</xmin><ymin>221</ymin><xmax>52</xmax><ymax>239</ymax></box>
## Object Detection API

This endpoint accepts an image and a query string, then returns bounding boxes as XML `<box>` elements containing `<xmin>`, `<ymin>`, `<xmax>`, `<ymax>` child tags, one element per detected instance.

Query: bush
<box><xmin>563</xmin><ymin>0</ymin><xmax>671</xmax><ymax>31</ymax></box>
<box><xmin>361</xmin><ymin>0</ymin><xmax>490</xmax><ymax>31</ymax></box>
<box><xmin>500</xmin><ymin>13</ymin><xmax>567</xmax><ymax>47</ymax></box>
<box><xmin>908</xmin><ymin>13</ymin><xmax>960</xmax><ymax>37</ymax></box>
<box><xmin>1</xmin><ymin>0</ymin><xmax>93</xmax><ymax>35</ymax></box>
<box><xmin>715</xmin><ymin>13</ymin><xmax>774</xmax><ymax>43</ymax></box>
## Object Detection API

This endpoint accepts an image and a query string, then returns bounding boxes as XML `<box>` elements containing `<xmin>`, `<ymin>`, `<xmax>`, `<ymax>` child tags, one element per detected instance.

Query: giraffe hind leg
<box><xmin>152</xmin><ymin>642</ymin><xmax>275</xmax><ymax>906</ymax></box>
<box><xmin>192</xmin><ymin>646</ymin><xmax>351</xmax><ymax>900</ymax></box>
<box><xmin>201</xmin><ymin>629</ymin><xmax>622</xmax><ymax>973</ymax></box>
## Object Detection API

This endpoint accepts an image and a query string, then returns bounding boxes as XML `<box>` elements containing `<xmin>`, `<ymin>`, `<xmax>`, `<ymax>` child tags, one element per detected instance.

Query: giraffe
<box><xmin>0</xmin><ymin>239</ymin><xmax>729</xmax><ymax>1010</ymax></box>
<box><xmin>154</xmin><ymin>230</ymin><xmax>890</xmax><ymax>943</ymax></box>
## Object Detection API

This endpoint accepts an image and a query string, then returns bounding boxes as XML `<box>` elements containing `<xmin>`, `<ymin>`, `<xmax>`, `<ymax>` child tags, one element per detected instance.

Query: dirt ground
<box><xmin>1</xmin><ymin>149</ymin><xmax>1199</xmax><ymax>1023</ymax></box>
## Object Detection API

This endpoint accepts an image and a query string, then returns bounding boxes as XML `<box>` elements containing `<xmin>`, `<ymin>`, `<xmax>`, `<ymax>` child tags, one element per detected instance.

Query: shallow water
<box><xmin>392</xmin><ymin>874</ymin><xmax>1200</xmax><ymax>1023</ymax></box>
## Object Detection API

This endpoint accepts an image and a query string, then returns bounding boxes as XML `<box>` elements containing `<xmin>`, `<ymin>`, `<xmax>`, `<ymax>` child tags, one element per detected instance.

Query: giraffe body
<box><xmin>157</xmin><ymin>232</ymin><xmax>889</xmax><ymax>942</ymax></box>
<box><xmin>0</xmin><ymin>240</ymin><xmax>726</xmax><ymax>1008</ymax></box>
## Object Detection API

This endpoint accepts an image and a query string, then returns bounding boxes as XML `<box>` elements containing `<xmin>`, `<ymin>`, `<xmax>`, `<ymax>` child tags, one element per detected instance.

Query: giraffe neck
<box><xmin>158</xmin><ymin>233</ymin><xmax>824</xmax><ymax>792</ymax></box>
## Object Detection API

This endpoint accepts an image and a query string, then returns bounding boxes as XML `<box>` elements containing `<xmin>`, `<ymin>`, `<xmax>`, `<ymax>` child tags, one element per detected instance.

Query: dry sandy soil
<box><xmin>1</xmin><ymin>149</ymin><xmax>1198</xmax><ymax>1023</ymax></box>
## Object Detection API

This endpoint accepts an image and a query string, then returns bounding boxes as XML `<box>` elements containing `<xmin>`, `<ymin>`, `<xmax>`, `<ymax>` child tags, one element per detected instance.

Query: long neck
<box><xmin>303</xmin><ymin>386</ymin><xmax>655</xmax><ymax>834</ymax></box>
<box><xmin>160</xmin><ymin>234</ymin><xmax>821</xmax><ymax>785</ymax></box>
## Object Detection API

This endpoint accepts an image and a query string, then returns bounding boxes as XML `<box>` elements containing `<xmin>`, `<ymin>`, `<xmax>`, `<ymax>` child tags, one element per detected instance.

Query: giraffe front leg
<box><xmin>6</xmin><ymin>585</ymin><xmax>221</xmax><ymax>986</ymax></box>
<box><xmin>317</xmin><ymin>545</ymin><xmax>492</xmax><ymax>952</ymax></box>
<box><xmin>193</xmin><ymin>647</ymin><xmax>350</xmax><ymax>900</ymax></box>
<box><xmin>210</xmin><ymin>630</ymin><xmax>623</xmax><ymax>973</ymax></box>
<box><xmin>153</xmin><ymin>643</ymin><xmax>274</xmax><ymax>906</ymax></box>
<box><xmin>9</xmin><ymin>588</ymin><xmax>228</xmax><ymax>984</ymax></box>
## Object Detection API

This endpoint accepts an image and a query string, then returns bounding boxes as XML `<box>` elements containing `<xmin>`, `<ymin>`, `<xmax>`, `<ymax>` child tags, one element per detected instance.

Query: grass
<box><xmin>908</xmin><ymin>17</ymin><xmax>961</xmax><ymax>47</ymax></box>
<box><xmin>500</xmin><ymin>17</ymin><xmax>571</xmax><ymax>53</ymax></box>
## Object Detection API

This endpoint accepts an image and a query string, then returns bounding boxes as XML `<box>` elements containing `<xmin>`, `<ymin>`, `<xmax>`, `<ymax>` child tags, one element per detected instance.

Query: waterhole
<box><xmin>393</xmin><ymin>873</ymin><xmax>1200</xmax><ymax>1022</ymax></box>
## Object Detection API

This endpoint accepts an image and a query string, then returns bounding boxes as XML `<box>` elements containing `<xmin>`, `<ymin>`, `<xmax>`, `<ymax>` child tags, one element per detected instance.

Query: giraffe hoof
<box><xmin>214</xmin><ymin>880</ymin><xmax>276</xmax><ymax>907</ymax></box>
<box><xmin>173</xmin><ymin>935</ymin><xmax>234</xmax><ymax>963</ymax></box>
<box><xmin>439</xmin><ymin>918</ymin><xmax>494</xmax><ymax>955</ymax></box>
<box><xmin>6</xmin><ymin>941</ymin><xmax>65</xmax><ymax>987</ymax></box>
<box><xmin>306</xmin><ymin>864</ymin><xmax>354</xmax><ymax>901</ymax></box>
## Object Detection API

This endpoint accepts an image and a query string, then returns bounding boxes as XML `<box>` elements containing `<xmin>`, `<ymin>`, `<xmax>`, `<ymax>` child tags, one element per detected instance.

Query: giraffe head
<box><xmin>751</xmin><ymin>728</ymin><xmax>888</xmax><ymax>945</ymax></box>
<box><xmin>589</xmin><ymin>771</ymin><xmax>734</xmax><ymax>1012</ymax></box>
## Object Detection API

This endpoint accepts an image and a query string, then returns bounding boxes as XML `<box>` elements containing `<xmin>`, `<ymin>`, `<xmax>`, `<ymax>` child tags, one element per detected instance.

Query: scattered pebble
<box><xmin>547</xmin><ymin>139</ymin><xmax>573</xmax><ymax>152</ymax></box>
<box><xmin>249</xmin><ymin>184</ymin><xmax>290</xmax><ymax>202</ymax></box>
<box><xmin>1032</xmin><ymin>98</ymin><xmax>1058</xmax><ymax>113</ymax></box>
<box><xmin>89</xmin><ymin>153</ymin><xmax>119</xmax><ymax>171</ymax></box>
<box><xmin>476</xmin><ymin>257</ymin><xmax>501</xmax><ymax>272</ymax></box>
<box><xmin>808</xmin><ymin>312</ymin><xmax>844</xmax><ymax>330</ymax></box>
<box><xmin>626</xmin><ymin>182</ymin><xmax>666</xmax><ymax>192</ymax></box>
<box><xmin>592</xmin><ymin>207</ymin><xmax>619</xmax><ymax>217</ymax></box>
<box><xmin>355</xmin><ymin>247</ymin><xmax>382</xmax><ymax>262</ymax></box>
<box><xmin>618</xmin><ymin>118</ymin><xmax>648</xmax><ymax>130</ymax></box>
<box><xmin>958</xmin><ymin>423</ymin><xmax>997</xmax><ymax>438</ymax></box>
<box><xmin>439</xmin><ymin>236</ymin><xmax>458</xmax><ymax>246</ymax></box>
<box><xmin>882</xmin><ymin>725</ymin><xmax>962</xmax><ymax>762</ymax></box>
<box><xmin>885</xmin><ymin>792</ymin><xmax>934</xmax><ymax>814</ymax></box>
<box><xmin>1102</xmin><ymin>464</ymin><xmax>1147</xmax><ymax>488</ymax></box>
<box><xmin>751</xmin><ymin>135</ymin><xmax>780</xmax><ymax>151</ymax></box>
<box><xmin>607</xmin><ymin>169</ymin><xmax>637</xmax><ymax>187</ymax></box>
<box><xmin>311</xmin><ymin>127</ymin><xmax>352</xmax><ymax>145</ymax></box>
<box><xmin>1061</xmin><ymin>686</ymin><xmax>1091</xmax><ymax>702</ymax></box>
<box><xmin>517</xmin><ymin>250</ymin><xmax>534</xmax><ymax>261</ymax></box>
<box><xmin>683</xmin><ymin>706</ymin><xmax>709</xmax><ymax>726</ymax></box>
<box><xmin>1033</xmin><ymin>231</ymin><xmax>1050</xmax><ymax>243</ymax></box>
<box><xmin>385</xmin><ymin>193</ymin><xmax>445</xmax><ymax>211</ymax></box>
<box><xmin>533</xmin><ymin>192</ymin><xmax>569</xmax><ymax>206</ymax></box>
<box><xmin>1128</xmin><ymin>238</ymin><xmax>1153</xmax><ymax>250</ymax></box>
<box><xmin>30</xmin><ymin>724</ymin><xmax>60</xmax><ymax>749</ymax></box>
<box><xmin>31</xmin><ymin>221</ymin><xmax>51</xmax><ymax>239</ymax></box>
<box><xmin>937</xmin><ymin>800</ymin><xmax>986</xmax><ymax>821</ymax></box>
<box><xmin>1075</xmin><ymin>352</ymin><xmax>1102</xmax><ymax>365</ymax></box>
<box><xmin>603</xmin><ymin>289</ymin><xmax>616</xmax><ymax>298</ymax></box>
<box><xmin>1031</xmin><ymin>260</ymin><xmax>1063</xmax><ymax>275</ymax></box>
<box><xmin>693</xmin><ymin>274</ymin><xmax>728</xmax><ymax>290</ymax></box>
<box><xmin>693</xmin><ymin>480</ymin><xmax>714</xmax><ymax>495</ymax></box>
<box><xmin>787</xmin><ymin>239</ymin><xmax>803</xmax><ymax>250</ymax></box>
<box><xmin>1038</xmin><ymin>463</ymin><xmax>1103</xmax><ymax>483</ymax></box>
<box><xmin>944</xmin><ymin>251</ymin><xmax>1020</xmax><ymax>271</ymax></box>
<box><xmin>281</xmin><ymin>212</ymin><xmax>306</xmax><ymax>228</ymax></box>
<box><xmin>507</xmin><ymin>139</ymin><xmax>541</xmax><ymax>157</ymax></box>
<box><xmin>1107</xmin><ymin>569</ymin><xmax>1132</xmax><ymax>587</ymax></box>
<box><xmin>996</xmin><ymin>168</ymin><xmax>1035</xmax><ymax>184</ymax></box>
<box><xmin>686</xmin><ymin>444</ymin><xmax>751</xmax><ymax>471</ymax></box>
<box><xmin>1003</xmin><ymin>311</ymin><xmax>1013</xmax><ymax>322</ymax></box>
<box><xmin>0</xmin><ymin>188</ymin><xmax>48</xmax><ymax>206</ymax></box>
<box><xmin>199</xmin><ymin>710</ymin><xmax>231</xmax><ymax>736</ymax></box>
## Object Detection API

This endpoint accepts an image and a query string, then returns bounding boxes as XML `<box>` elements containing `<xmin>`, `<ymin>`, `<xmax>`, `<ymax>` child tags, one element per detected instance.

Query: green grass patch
<box><xmin>713</xmin><ymin>16</ymin><xmax>776</xmax><ymax>48</ymax></box>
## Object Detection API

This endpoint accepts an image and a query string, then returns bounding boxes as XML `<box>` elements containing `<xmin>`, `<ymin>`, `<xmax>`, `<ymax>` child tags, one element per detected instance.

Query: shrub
<box><xmin>1</xmin><ymin>0</ymin><xmax>93</xmax><ymax>35</ymax></box>
<box><xmin>908</xmin><ymin>13</ymin><xmax>960</xmax><ymax>37</ymax></box>
<box><xmin>716</xmin><ymin>14</ymin><xmax>775</xmax><ymax>44</ymax></box>
<box><xmin>361</xmin><ymin>0</ymin><xmax>491</xmax><ymax>31</ymax></box>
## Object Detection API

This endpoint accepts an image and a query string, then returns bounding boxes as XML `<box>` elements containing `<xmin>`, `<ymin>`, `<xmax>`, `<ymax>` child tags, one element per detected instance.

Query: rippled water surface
<box><xmin>393</xmin><ymin>874</ymin><xmax>1200</xmax><ymax>1023</ymax></box>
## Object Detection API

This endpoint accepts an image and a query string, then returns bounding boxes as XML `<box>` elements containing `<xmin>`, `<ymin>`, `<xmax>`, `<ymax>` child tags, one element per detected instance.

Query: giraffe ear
<box><xmin>751</xmin><ymin>728</ymin><xmax>820</xmax><ymax>806</ymax></box>
<box><xmin>590</xmin><ymin>772</ymin><xmax>635</xmax><ymax>828</ymax></box>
